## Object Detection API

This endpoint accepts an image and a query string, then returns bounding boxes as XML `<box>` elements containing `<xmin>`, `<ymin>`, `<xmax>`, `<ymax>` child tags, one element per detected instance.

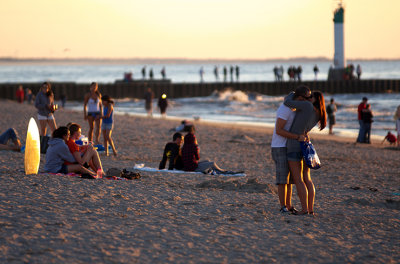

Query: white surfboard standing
<box><xmin>25</xmin><ymin>118</ymin><xmax>40</xmax><ymax>175</ymax></box>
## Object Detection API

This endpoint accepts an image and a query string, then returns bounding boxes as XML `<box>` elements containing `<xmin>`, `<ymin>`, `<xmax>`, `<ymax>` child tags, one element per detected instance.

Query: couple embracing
<box><xmin>271</xmin><ymin>86</ymin><xmax>327</xmax><ymax>216</ymax></box>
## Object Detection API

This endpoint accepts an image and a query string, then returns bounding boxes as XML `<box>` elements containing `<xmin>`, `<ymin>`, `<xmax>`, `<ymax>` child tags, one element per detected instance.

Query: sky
<box><xmin>0</xmin><ymin>0</ymin><xmax>399</xmax><ymax>60</ymax></box>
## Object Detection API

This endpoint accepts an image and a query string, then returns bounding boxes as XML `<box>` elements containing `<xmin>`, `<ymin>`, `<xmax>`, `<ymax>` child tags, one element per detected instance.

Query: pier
<box><xmin>1</xmin><ymin>79</ymin><xmax>400</xmax><ymax>101</ymax></box>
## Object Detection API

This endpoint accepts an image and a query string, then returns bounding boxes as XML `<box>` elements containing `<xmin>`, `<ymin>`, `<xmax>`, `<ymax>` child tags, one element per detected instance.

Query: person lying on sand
<box><xmin>0</xmin><ymin>128</ymin><xmax>21</xmax><ymax>152</ymax></box>
<box><xmin>44</xmin><ymin>126</ymin><xmax>97</xmax><ymax>177</ymax></box>
<box><xmin>159</xmin><ymin>132</ymin><xmax>184</xmax><ymax>170</ymax></box>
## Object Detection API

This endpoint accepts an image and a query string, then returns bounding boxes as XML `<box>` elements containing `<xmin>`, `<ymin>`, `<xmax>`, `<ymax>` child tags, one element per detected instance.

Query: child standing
<box><xmin>101</xmin><ymin>95</ymin><xmax>117</xmax><ymax>156</ymax></box>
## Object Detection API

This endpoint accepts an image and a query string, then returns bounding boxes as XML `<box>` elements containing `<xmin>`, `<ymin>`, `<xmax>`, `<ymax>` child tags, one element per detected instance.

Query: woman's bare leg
<box><xmin>81</xmin><ymin>147</ymin><xmax>103</xmax><ymax>171</ymax></box>
<box><xmin>288</xmin><ymin>160</ymin><xmax>308</xmax><ymax>214</ymax></box>
<box><xmin>94</xmin><ymin>118</ymin><xmax>101</xmax><ymax>144</ymax></box>
<box><xmin>103</xmin><ymin>130</ymin><xmax>109</xmax><ymax>156</ymax></box>
<box><xmin>39</xmin><ymin>120</ymin><xmax>47</xmax><ymax>136</ymax></box>
<box><xmin>302</xmin><ymin>166</ymin><xmax>315</xmax><ymax>213</ymax></box>
<box><xmin>87</xmin><ymin>116</ymin><xmax>95</xmax><ymax>142</ymax></box>
<box><xmin>67</xmin><ymin>164</ymin><xmax>96</xmax><ymax>176</ymax></box>
<box><xmin>106</xmin><ymin>129</ymin><xmax>117</xmax><ymax>156</ymax></box>
<box><xmin>286</xmin><ymin>184</ymin><xmax>293</xmax><ymax>209</ymax></box>
<box><xmin>47</xmin><ymin>118</ymin><xmax>57</xmax><ymax>134</ymax></box>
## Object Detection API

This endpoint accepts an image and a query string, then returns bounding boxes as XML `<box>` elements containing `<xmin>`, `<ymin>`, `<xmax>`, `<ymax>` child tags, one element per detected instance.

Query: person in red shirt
<box><xmin>66</xmin><ymin>123</ymin><xmax>103</xmax><ymax>174</ymax></box>
<box><xmin>16</xmin><ymin>85</ymin><xmax>24</xmax><ymax>103</ymax></box>
<box><xmin>382</xmin><ymin>131</ymin><xmax>397</xmax><ymax>145</ymax></box>
<box><xmin>356</xmin><ymin>97</ymin><xmax>368</xmax><ymax>143</ymax></box>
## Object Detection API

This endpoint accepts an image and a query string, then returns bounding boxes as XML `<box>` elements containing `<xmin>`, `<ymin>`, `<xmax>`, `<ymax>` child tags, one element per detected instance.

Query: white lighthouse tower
<box><xmin>333</xmin><ymin>3</ymin><xmax>345</xmax><ymax>68</ymax></box>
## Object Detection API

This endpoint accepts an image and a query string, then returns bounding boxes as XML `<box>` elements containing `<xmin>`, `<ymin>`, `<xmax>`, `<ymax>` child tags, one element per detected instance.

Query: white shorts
<box><xmin>37</xmin><ymin>113</ymin><xmax>54</xmax><ymax>120</ymax></box>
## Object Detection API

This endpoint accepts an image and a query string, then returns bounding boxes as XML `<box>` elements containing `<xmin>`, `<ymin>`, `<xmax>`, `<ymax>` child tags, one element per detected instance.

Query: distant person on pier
<box><xmin>356</xmin><ymin>97</ymin><xmax>368</xmax><ymax>143</ymax></box>
<box><xmin>223</xmin><ymin>66</ymin><xmax>227</xmax><ymax>82</ymax></box>
<box><xmin>326</xmin><ymin>98</ymin><xmax>337</xmax><ymax>135</ymax></box>
<box><xmin>213</xmin><ymin>66</ymin><xmax>219</xmax><ymax>81</ymax></box>
<box><xmin>16</xmin><ymin>85</ymin><xmax>24</xmax><ymax>103</ymax></box>
<box><xmin>394</xmin><ymin>105</ymin><xmax>400</xmax><ymax>147</ymax></box>
<box><xmin>199</xmin><ymin>67</ymin><xmax>204</xmax><ymax>82</ymax></box>
<box><xmin>158</xmin><ymin>93</ymin><xmax>168</xmax><ymax>118</ymax></box>
<box><xmin>278</xmin><ymin>66</ymin><xmax>284</xmax><ymax>81</ymax></box>
<box><xmin>273</xmin><ymin>66</ymin><xmax>279</xmax><ymax>81</ymax></box>
<box><xmin>313</xmin><ymin>65</ymin><xmax>319</xmax><ymax>80</ymax></box>
<box><xmin>362</xmin><ymin>104</ymin><xmax>373</xmax><ymax>144</ymax></box>
<box><xmin>83</xmin><ymin>82</ymin><xmax>102</xmax><ymax>144</ymax></box>
<box><xmin>141</xmin><ymin>66</ymin><xmax>146</xmax><ymax>79</ymax></box>
<box><xmin>161</xmin><ymin>67</ymin><xmax>166</xmax><ymax>80</ymax></box>
<box><xmin>230</xmin><ymin>66</ymin><xmax>234</xmax><ymax>82</ymax></box>
<box><xmin>235</xmin><ymin>65</ymin><xmax>240</xmax><ymax>81</ymax></box>
<box><xmin>35</xmin><ymin>82</ymin><xmax>58</xmax><ymax>137</ymax></box>
<box><xmin>296</xmin><ymin>66</ymin><xmax>303</xmax><ymax>82</ymax></box>
<box><xmin>144</xmin><ymin>86</ymin><xmax>154</xmax><ymax>117</ymax></box>
<box><xmin>356</xmin><ymin>64</ymin><xmax>362</xmax><ymax>80</ymax></box>
<box><xmin>149</xmin><ymin>68</ymin><xmax>154</xmax><ymax>80</ymax></box>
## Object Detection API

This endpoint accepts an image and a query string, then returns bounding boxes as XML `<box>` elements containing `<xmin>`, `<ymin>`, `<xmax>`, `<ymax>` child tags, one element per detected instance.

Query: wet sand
<box><xmin>0</xmin><ymin>100</ymin><xmax>399</xmax><ymax>263</ymax></box>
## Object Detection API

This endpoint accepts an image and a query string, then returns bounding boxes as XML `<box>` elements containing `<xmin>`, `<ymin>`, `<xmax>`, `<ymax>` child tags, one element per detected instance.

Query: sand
<box><xmin>0</xmin><ymin>99</ymin><xmax>399</xmax><ymax>263</ymax></box>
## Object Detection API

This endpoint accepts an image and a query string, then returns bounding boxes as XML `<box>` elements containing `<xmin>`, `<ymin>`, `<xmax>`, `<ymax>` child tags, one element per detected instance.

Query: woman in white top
<box><xmin>83</xmin><ymin>82</ymin><xmax>102</xmax><ymax>144</ymax></box>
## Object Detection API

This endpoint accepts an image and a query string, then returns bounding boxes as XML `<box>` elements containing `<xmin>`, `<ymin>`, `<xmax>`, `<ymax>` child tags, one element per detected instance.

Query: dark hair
<box><xmin>52</xmin><ymin>126</ymin><xmax>69</xmax><ymax>139</ymax></box>
<box><xmin>69</xmin><ymin>123</ymin><xmax>81</xmax><ymax>137</ymax></box>
<box><xmin>330</xmin><ymin>98</ymin><xmax>334</xmax><ymax>103</ymax></box>
<box><xmin>173</xmin><ymin>132</ymin><xmax>183</xmax><ymax>141</ymax></box>
<box><xmin>312</xmin><ymin>91</ymin><xmax>327</xmax><ymax>130</ymax></box>
<box><xmin>294</xmin><ymin>85</ymin><xmax>311</xmax><ymax>99</ymax></box>
<box><xmin>101</xmin><ymin>95</ymin><xmax>114</xmax><ymax>104</ymax></box>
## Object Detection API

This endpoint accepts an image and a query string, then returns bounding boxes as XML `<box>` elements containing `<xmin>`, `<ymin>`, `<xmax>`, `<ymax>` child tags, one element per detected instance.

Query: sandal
<box><xmin>288</xmin><ymin>207</ymin><xmax>298</xmax><ymax>214</ymax></box>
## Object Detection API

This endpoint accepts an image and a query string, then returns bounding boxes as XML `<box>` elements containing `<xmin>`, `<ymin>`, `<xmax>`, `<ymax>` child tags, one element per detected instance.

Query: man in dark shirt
<box><xmin>159</xmin><ymin>132</ymin><xmax>184</xmax><ymax>170</ymax></box>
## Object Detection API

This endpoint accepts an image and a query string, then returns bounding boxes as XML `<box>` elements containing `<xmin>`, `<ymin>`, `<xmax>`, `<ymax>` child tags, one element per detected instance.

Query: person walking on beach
<box><xmin>356</xmin><ymin>64</ymin><xmax>362</xmax><ymax>80</ymax></box>
<box><xmin>101</xmin><ymin>95</ymin><xmax>117</xmax><ymax>156</ymax></box>
<box><xmin>394</xmin><ymin>105</ymin><xmax>400</xmax><ymax>147</ymax></box>
<box><xmin>159</xmin><ymin>132</ymin><xmax>184</xmax><ymax>170</ymax></box>
<box><xmin>326</xmin><ymin>98</ymin><xmax>337</xmax><ymax>134</ymax></box>
<box><xmin>362</xmin><ymin>104</ymin><xmax>373</xmax><ymax>144</ymax></box>
<box><xmin>16</xmin><ymin>85</ymin><xmax>24</xmax><ymax>103</ymax></box>
<box><xmin>313</xmin><ymin>65</ymin><xmax>319</xmax><ymax>80</ymax></box>
<box><xmin>271</xmin><ymin>96</ymin><xmax>306</xmax><ymax>213</ymax></box>
<box><xmin>35</xmin><ymin>82</ymin><xmax>58</xmax><ymax>137</ymax></box>
<box><xmin>144</xmin><ymin>86</ymin><xmax>154</xmax><ymax>117</ymax></box>
<box><xmin>284</xmin><ymin>87</ymin><xmax>327</xmax><ymax>215</ymax></box>
<box><xmin>0</xmin><ymin>128</ymin><xmax>21</xmax><ymax>151</ymax></box>
<box><xmin>158</xmin><ymin>93</ymin><xmax>168</xmax><ymax>118</ymax></box>
<box><xmin>67</xmin><ymin>123</ymin><xmax>104</xmax><ymax>173</ymax></box>
<box><xmin>357</xmin><ymin>97</ymin><xmax>368</xmax><ymax>143</ymax></box>
<box><xmin>83</xmin><ymin>82</ymin><xmax>102</xmax><ymax>144</ymax></box>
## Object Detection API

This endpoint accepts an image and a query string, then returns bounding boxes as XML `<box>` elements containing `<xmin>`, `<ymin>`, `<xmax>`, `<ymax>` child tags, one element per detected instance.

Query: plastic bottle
<box><xmin>97</xmin><ymin>169</ymin><xmax>103</xmax><ymax>179</ymax></box>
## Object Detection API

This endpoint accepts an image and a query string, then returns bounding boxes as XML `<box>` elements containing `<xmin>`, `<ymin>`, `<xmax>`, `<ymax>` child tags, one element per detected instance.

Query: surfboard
<box><xmin>24</xmin><ymin>118</ymin><xmax>40</xmax><ymax>175</ymax></box>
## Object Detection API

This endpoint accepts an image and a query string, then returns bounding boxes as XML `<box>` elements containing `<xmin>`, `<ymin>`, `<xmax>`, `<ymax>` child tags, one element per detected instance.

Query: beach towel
<box><xmin>133</xmin><ymin>164</ymin><xmax>246</xmax><ymax>177</ymax></box>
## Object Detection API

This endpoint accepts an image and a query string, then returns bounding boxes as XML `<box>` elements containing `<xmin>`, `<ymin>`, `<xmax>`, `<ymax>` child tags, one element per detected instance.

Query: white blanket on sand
<box><xmin>133</xmin><ymin>164</ymin><xmax>246</xmax><ymax>177</ymax></box>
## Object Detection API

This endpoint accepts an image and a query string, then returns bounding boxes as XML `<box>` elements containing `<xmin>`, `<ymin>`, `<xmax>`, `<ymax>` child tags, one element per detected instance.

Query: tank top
<box><xmin>87</xmin><ymin>97</ymin><xmax>100</xmax><ymax>112</ymax></box>
<box><xmin>103</xmin><ymin>106</ymin><xmax>113</xmax><ymax>124</ymax></box>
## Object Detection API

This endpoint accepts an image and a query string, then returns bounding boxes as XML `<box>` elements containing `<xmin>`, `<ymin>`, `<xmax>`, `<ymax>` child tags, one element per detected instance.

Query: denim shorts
<box><xmin>287</xmin><ymin>151</ymin><xmax>303</xmax><ymax>161</ymax></box>
<box><xmin>88</xmin><ymin>112</ymin><xmax>101</xmax><ymax>118</ymax></box>
<box><xmin>37</xmin><ymin>113</ymin><xmax>54</xmax><ymax>120</ymax></box>
<box><xmin>101</xmin><ymin>123</ymin><xmax>113</xmax><ymax>131</ymax></box>
<box><xmin>57</xmin><ymin>164</ymin><xmax>68</xmax><ymax>174</ymax></box>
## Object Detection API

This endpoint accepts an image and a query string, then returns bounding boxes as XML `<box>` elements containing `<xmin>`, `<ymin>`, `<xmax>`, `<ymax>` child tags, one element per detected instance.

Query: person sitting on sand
<box><xmin>381</xmin><ymin>131</ymin><xmax>397</xmax><ymax>145</ymax></box>
<box><xmin>44</xmin><ymin>126</ymin><xmax>96</xmax><ymax>177</ymax></box>
<box><xmin>171</xmin><ymin>120</ymin><xmax>194</xmax><ymax>133</ymax></box>
<box><xmin>0</xmin><ymin>128</ymin><xmax>21</xmax><ymax>152</ymax></box>
<box><xmin>66</xmin><ymin>123</ymin><xmax>104</xmax><ymax>174</ymax></box>
<box><xmin>159</xmin><ymin>132</ymin><xmax>184</xmax><ymax>170</ymax></box>
<box><xmin>181</xmin><ymin>128</ymin><xmax>241</xmax><ymax>175</ymax></box>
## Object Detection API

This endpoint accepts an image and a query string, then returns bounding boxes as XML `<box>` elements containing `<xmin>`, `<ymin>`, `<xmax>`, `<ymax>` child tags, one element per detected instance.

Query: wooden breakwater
<box><xmin>1</xmin><ymin>79</ymin><xmax>400</xmax><ymax>101</ymax></box>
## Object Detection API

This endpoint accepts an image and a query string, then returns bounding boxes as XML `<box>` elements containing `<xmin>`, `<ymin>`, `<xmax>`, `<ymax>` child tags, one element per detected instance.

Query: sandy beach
<box><xmin>0</xmin><ymin>99</ymin><xmax>399</xmax><ymax>263</ymax></box>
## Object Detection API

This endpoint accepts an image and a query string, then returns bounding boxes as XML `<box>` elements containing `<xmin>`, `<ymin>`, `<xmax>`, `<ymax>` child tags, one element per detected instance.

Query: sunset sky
<box><xmin>0</xmin><ymin>0</ymin><xmax>399</xmax><ymax>60</ymax></box>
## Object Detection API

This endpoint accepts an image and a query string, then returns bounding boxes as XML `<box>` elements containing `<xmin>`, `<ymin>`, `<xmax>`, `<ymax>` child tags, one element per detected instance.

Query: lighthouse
<box><xmin>333</xmin><ymin>4</ymin><xmax>345</xmax><ymax>68</ymax></box>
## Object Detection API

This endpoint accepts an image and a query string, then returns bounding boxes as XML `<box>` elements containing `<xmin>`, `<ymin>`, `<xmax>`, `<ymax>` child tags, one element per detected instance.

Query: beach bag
<box><xmin>300</xmin><ymin>141</ymin><xmax>321</xmax><ymax>170</ymax></box>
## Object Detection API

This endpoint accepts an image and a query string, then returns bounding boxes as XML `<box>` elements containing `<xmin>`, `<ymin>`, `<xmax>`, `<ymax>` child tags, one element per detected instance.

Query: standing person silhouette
<box><xmin>235</xmin><ymin>65</ymin><xmax>240</xmax><ymax>81</ymax></box>
<box><xmin>356</xmin><ymin>64</ymin><xmax>362</xmax><ymax>80</ymax></box>
<box><xmin>35</xmin><ymin>82</ymin><xmax>58</xmax><ymax>137</ymax></box>
<box><xmin>223</xmin><ymin>66</ymin><xmax>227</xmax><ymax>82</ymax></box>
<box><xmin>313</xmin><ymin>65</ymin><xmax>319</xmax><ymax>80</ymax></box>
<box><xmin>16</xmin><ymin>85</ymin><xmax>24</xmax><ymax>103</ymax></box>
<box><xmin>213</xmin><ymin>66</ymin><xmax>219</xmax><ymax>81</ymax></box>
<box><xmin>356</xmin><ymin>97</ymin><xmax>368</xmax><ymax>143</ymax></box>
<box><xmin>101</xmin><ymin>95</ymin><xmax>117</xmax><ymax>156</ymax></box>
<box><xmin>141</xmin><ymin>66</ymin><xmax>146</xmax><ymax>79</ymax></box>
<box><xmin>158</xmin><ymin>93</ymin><xmax>168</xmax><ymax>118</ymax></box>
<box><xmin>144</xmin><ymin>86</ymin><xmax>154</xmax><ymax>117</ymax></box>
<box><xmin>161</xmin><ymin>67</ymin><xmax>166</xmax><ymax>80</ymax></box>
<box><xmin>149</xmin><ymin>68</ymin><xmax>154</xmax><ymax>80</ymax></box>
<box><xmin>230</xmin><ymin>66</ymin><xmax>234</xmax><ymax>82</ymax></box>
<box><xmin>199</xmin><ymin>67</ymin><xmax>204</xmax><ymax>83</ymax></box>
<box><xmin>326</xmin><ymin>98</ymin><xmax>337</xmax><ymax>134</ymax></box>
<box><xmin>83</xmin><ymin>82</ymin><xmax>102</xmax><ymax>144</ymax></box>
